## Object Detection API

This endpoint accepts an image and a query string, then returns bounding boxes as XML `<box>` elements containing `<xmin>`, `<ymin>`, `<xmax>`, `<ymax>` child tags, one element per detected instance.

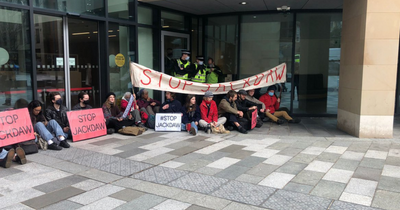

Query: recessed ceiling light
<box><xmin>240</xmin><ymin>1</ymin><xmax>247</xmax><ymax>5</ymax></box>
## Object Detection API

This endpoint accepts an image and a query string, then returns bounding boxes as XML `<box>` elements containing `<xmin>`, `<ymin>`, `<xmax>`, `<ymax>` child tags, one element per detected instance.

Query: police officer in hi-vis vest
<box><xmin>191</xmin><ymin>56</ymin><xmax>209</xmax><ymax>83</ymax></box>
<box><xmin>173</xmin><ymin>50</ymin><xmax>192</xmax><ymax>80</ymax></box>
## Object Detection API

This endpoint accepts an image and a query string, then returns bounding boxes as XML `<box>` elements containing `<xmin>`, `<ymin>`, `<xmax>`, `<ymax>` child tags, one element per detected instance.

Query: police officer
<box><xmin>191</xmin><ymin>56</ymin><xmax>208</xmax><ymax>83</ymax></box>
<box><xmin>173</xmin><ymin>50</ymin><xmax>192</xmax><ymax>80</ymax></box>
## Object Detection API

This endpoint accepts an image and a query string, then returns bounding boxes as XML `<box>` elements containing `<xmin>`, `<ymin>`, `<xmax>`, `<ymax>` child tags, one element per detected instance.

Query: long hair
<box><xmin>103</xmin><ymin>97</ymin><xmax>112</xmax><ymax>109</ymax></box>
<box><xmin>28</xmin><ymin>100</ymin><xmax>46</xmax><ymax>125</ymax></box>
<box><xmin>185</xmin><ymin>95</ymin><xmax>197</xmax><ymax>113</ymax></box>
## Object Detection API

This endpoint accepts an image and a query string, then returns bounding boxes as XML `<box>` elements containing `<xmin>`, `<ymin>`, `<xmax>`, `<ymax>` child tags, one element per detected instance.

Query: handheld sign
<box><xmin>122</xmin><ymin>96</ymin><xmax>134</xmax><ymax>119</ymax></box>
<box><xmin>155</xmin><ymin>113</ymin><xmax>181</xmax><ymax>132</ymax></box>
<box><xmin>251</xmin><ymin>109</ymin><xmax>258</xmax><ymax>130</ymax></box>
<box><xmin>67</xmin><ymin>108</ymin><xmax>107</xmax><ymax>142</ymax></box>
<box><xmin>0</xmin><ymin>108</ymin><xmax>35</xmax><ymax>147</ymax></box>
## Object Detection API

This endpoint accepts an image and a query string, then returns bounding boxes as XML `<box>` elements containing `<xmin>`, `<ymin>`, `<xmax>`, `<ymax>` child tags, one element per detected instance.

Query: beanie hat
<box><xmin>205</xmin><ymin>91</ymin><xmax>213</xmax><ymax>97</ymax></box>
<box><xmin>106</xmin><ymin>92</ymin><xmax>116</xmax><ymax>99</ymax></box>
<box><xmin>267</xmin><ymin>86</ymin><xmax>276</xmax><ymax>91</ymax></box>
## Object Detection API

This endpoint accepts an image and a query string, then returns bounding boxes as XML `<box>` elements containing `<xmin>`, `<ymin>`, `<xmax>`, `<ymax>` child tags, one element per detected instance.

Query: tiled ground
<box><xmin>2</xmin><ymin>117</ymin><xmax>400</xmax><ymax>210</ymax></box>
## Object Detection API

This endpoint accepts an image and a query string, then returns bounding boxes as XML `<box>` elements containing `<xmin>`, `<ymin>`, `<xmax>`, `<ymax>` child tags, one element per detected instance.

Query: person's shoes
<box><xmin>288</xmin><ymin>119</ymin><xmax>301</xmax><ymax>123</ymax></box>
<box><xmin>137</xmin><ymin>123</ymin><xmax>147</xmax><ymax>131</ymax></box>
<box><xmin>276</xmin><ymin>119</ymin><xmax>285</xmax><ymax>125</ymax></box>
<box><xmin>190</xmin><ymin>126</ymin><xmax>197</xmax><ymax>135</ymax></box>
<box><xmin>0</xmin><ymin>148</ymin><xmax>15</xmax><ymax>168</ymax></box>
<box><xmin>15</xmin><ymin>147</ymin><xmax>27</xmax><ymax>164</ymax></box>
<box><xmin>59</xmin><ymin>140</ymin><xmax>70</xmax><ymax>148</ymax></box>
<box><xmin>262</xmin><ymin>118</ymin><xmax>270</xmax><ymax>122</ymax></box>
<box><xmin>107</xmin><ymin>128</ymin><xmax>115</xmax><ymax>134</ymax></box>
<box><xmin>226</xmin><ymin>126</ymin><xmax>234</xmax><ymax>131</ymax></box>
<box><xmin>237</xmin><ymin>126</ymin><xmax>248</xmax><ymax>134</ymax></box>
<box><xmin>206</xmin><ymin>124</ymin><xmax>211</xmax><ymax>134</ymax></box>
<box><xmin>48</xmin><ymin>143</ymin><xmax>63</xmax><ymax>151</ymax></box>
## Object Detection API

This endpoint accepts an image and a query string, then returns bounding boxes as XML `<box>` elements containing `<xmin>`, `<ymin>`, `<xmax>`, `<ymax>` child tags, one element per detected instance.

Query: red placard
<box><xmin>0</xmin><ymin>108</ymin><xmax>35</xmax><ymax>147</ymax></box>
<box><xmin>67</xmin><ymin>108</ymin><xmax>107</xmax><ymax>142</ymax></box>
<box><xmin>251</xmin><ymin>109</ymin><xmax>258</xmax><ymax>130</ymax></box>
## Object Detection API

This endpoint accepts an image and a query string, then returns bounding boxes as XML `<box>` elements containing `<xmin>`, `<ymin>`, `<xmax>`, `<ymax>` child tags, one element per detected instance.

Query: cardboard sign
<box><xmin>130</xmin><ymin>62</ymin><xmax>286</xmax><ymax>95</ymax></box>
<box><xmin>251</xmin><ymin>109</ymin><xmax>258</xmax><ymax>130</ymax></box>
<box><xmin>67</xmin><ymin>108</ymin><xmax>107</xmax><ymax>142</ymax></box>
<box><xmin>155</xmin><ymin>113</ymin><xmax>181</xmax><ymax>132</ymax></box>
<box><xmin>0</xmin><ymin>108</ymin><xmax>35</xmax><ymax>147</ymax></box>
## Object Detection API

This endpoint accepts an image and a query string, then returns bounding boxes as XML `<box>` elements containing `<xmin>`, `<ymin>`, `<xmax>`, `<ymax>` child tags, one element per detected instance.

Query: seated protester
<box><xmin>180</xmin><ymin>95</ymin><xmax>200</xmax><ymax>135</ymax></box>
<box><xmin>45</xmin><ymin>92</ymin><xmax>70</xmax><ymax>139</ymax></box>
<box><xmin>121</xmin><ymin>92</ymin><xmax>146</xmax><ymax>128</ymax></box>
<box><xmin>218</xmin><ymin>90</ymin><xmax>248</xmax><ymax>134</ymax></box>
<box><xmin>199</xmin><ymin>91</ymin><xmax>228</xmax><ymax>134</ymax></box>
<box><xmin>246</xmin><ymin>89</ymin><xmax>266</xmax><ymax>110</ymax></box>
<box><xmin>72</xmin><ymin>92</ymin><xmax>93</xmax><ymax>110</ymax></box>
<box><xmin>29</xmin><ymin>100</ymin><xmax>69</xmax><ymax>150</ymax></box>
<box><xmin>137</xmin><ymin>89</ymin><xmax>161</xmax><ymax>115</ymax></box>
<box><xmin>237</xmin><ymin>89</ymin><xmax>263</xmax><ymax>128</ymax></box>
<box><xmin>160</xmin><ymin>91</ymin><xmax>182</xmax><ymax>113</ymax></box>
<box><xmin>259</xmin><ymin>86</ymin><xmax>301</xmax><ymax>124</ymax></box>
<box><xmin>0</xmin><ymin>146</ymin><xmax>26</xmax><ymax>168</ymax></box>
<box><xmin>102</xmin><ymin>92</ymin><xmax>138</xmax><ymax>134</ymax></box>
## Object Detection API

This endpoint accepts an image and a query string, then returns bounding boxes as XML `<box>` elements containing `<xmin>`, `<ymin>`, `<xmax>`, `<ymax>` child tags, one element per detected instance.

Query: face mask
<box><xmin>268</xmin><ymin>92</ymin><xmax>274</xmax><ymax>97</ymax></box>
<box><xmin>185</xmin><ymin>56</ymin><xmax>190</xmax><ymax>61</ymax></box>
<box><xmin>83</xmin><ymin>100</ymin><xmax>90</xmax><ymax>105</ymax></box>
<box><xmin>56</xmin><ymin>99</ymin><xmax>63</xmax><ymax>105</ymax></box>
<box><xmin>199</xmin><ymin>61</ymin><xmax>204</xmax><ymax>65</ymax></box>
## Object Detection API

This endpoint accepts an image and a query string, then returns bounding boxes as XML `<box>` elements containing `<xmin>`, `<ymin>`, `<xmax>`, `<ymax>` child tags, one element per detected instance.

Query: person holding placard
<box><xmin>218</xmin><ymin>90</ymin><xmax>248</xmax><ymax>134</ymax></box>
<box><xmin>199</xmin><ymin>91</ymin><xmax>229</xmax><ymax>134</ymax></box>
<box><xmin>180</xmin><ymin>95</ymin><xmax>200</xmax><ymax>135</ymax></box>
<box><xmin>120</xmin><ymin>92</ymin><xmax>146</xmax><ymax>129</ymax></box>
<box><xmin>237</xmin><ymin>89</ymin><xmax>263</xmax><ymax>129</ymax></box>
<box><xmin>72</xmin><ymin>92</ymin><xmax>93</xmax><ymax>110</ymax></box>
<box><xmin>102</xmin><ymin>92</ymin><xmax>136</xmax><ymax>134</ymax></box>
<box><xmin>46</xmin><ymin>92</ymin><xmax>71</xmax><ymax>139</ymax></box>
<box><xmin>29</xmin><ymin>100</ymin><xmax>69</xmax><ymax>150</ymax></box>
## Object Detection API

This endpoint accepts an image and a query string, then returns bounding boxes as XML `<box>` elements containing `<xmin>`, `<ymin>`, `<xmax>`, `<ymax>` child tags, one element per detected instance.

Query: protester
<box><xmin>246</xmin><ymin>89</ymin><xmax>266</xmax><ymax>110</ymax></box>
<box><xmin>137</xmin><ymin>89</ymin><xmax>160</xmax><ymax>115</ymax></box>
<box><xmin>120</xmin><ymin>92</ymin><xmax>146</xmax><ymax>128</ymax></box>
<box><xmin>199</xmin><ymin>91</ymin><xmax>229</xmax><ymax>134</ymax></box>
<box><xmin>160</xmin><ymin>92</ymin><xmax>182</xmax><ymax>113</ymax></box>
<box><xmin>259</xmin><ymin>86</ymin><xmax>301</xmax><ymax>124</ymax></box>
<box><xmin>72</xmin><ymin>92</ymin><xmax>93</xmax><ymax>110</ymax></box>
<box><xmin>0</xmin><ymin>146</ymin><xmax>26</xmax><ymax>168</ymax></box>
<box><xmin>102</xmin><ymin>92</ymin><xmax>137</xmax><ymax>134</ymax></box>
<box><xmin>218</xmin><ymin>90</ymin><xmax>248</xmax><ymax>134</ymax></box>
<box><xmin>45</xmin><ymin>92</ymin><xmax>70</xmax><ymax>139</ymax></box>
<box><xmin>237</xmin><ymin>89</ymin><xmax>263</xmax><ymax>128</ymax></box>
<box><xmin>29</xmin><ymin>100</ymin><xmax>69</xmax><ymax>150</ymax></box>
<box><xmin>180</xmin><ymin>95</ymin><xmax>200</xmax><ymax>135</ymax></box>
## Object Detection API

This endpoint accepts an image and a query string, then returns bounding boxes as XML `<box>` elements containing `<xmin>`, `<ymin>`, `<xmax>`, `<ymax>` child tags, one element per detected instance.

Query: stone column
<box><xmin>337</xmin><ymin>0</ymin><xmax>400</xmax><ymax>138</ymax></box>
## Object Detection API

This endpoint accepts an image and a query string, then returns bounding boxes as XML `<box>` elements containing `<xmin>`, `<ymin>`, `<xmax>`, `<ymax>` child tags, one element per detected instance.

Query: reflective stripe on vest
<box><xmin>192</xmin><ymin>63</ymin><xmax>207</xmax><ymax>83</ymax></box>
<box><xmin>175</xmin><ymin>59</ymin><xmax>190</xmax><ymax>80</ymax></box>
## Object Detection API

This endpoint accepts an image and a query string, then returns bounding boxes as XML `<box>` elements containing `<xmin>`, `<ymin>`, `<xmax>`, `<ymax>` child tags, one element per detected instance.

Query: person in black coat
<box><xmin>45</xmin><ymin>92</ymin><xmax>70</xmax><ymax>139</ymax></box>
<box><xmin>160</xmin><ymin>92</ymin><xmax>182</xmax><ymax>113</ymax></box>
<box><xmin>236</xmin><ymin>89</ymin><xmax>263</xmax><ymax>129</ymax></box>
<box><xmin>180</xmin><ymin>95</ymin><xmax>200</xmax><ymax>135</ymax></box>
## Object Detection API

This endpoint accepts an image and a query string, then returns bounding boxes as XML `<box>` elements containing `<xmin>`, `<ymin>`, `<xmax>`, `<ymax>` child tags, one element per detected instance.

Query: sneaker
<box><xmin>0</xmin><ymin>148</ymin><xmax>15</xmax><ymax>168</ymax></box>
<box><xmin>15</xmin><ymin>147</ymin><xmax>27</xmax><ymax>164</ymax></box>
<box><xmin>288</xmin><ymin>119</ymin><xmax>301</xmax><ymax>123</ymax></box>
<box><xmin>190</xmin><ymin>126</ymin><xmax>197</xmax><ymax>135</ymax></box>
<box><xmin>59</xmin><ymin>140</ymin><xmax>70</xmax><ymax>148</ymax></box>
<box><xmin>237</xmin><ymin>126</ymin><xmax>248</xmax><ymax>134</ymax></box>
<box><xmin>48</xmin><ymin>143</ymin><xmax>63</xmax><ymax>151</ymax></box>
<box><xmin>276</xmin><ymin>119</ymin><xmax>285</xmax><ymax>125</ymax></box>
<box><xmin>107</xmin><ymin>128</ymin><xmax>115</xmax><ymax>134</ymax></box>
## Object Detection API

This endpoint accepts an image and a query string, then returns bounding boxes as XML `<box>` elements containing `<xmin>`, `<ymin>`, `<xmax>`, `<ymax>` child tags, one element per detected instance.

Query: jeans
<box><xmin>0</xmin><ymin>148</ymin><xmax>8</xmax><ymax>159</ymax></box>
<box><xmin>35</xmin><ymin>119</ymin><xmax>65</xmax><ymax>142</ymax></box>
<box><xmin>181</xmin><ymin>121</ymin><xmax>198</xmax><ymax>133</ymax></box>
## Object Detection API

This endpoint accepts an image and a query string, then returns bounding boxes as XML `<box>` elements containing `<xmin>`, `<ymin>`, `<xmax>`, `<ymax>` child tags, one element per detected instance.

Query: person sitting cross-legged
<box><xmin>199</xmin><ymin>91</ymin><xmax>229</xmax><ymax>134</ymax></box>
<box><xmin>180</xmin><ymin>95</ymin><xmax>200</xmax><ymax>135</ymax></box>
<box><xmin>218</xmin><ymin>90</ymin><xmax>248</xmax><ymax>134</ymax></box>
<box><xmin>121</xmin><ymin>92</ymin><xmax>146</xmax><ymax>129</ymax></box>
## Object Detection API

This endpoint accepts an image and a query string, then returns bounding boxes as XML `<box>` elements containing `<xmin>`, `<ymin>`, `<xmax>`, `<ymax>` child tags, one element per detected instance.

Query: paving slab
<box><xmin>23</xmin><ymin>187</ymin><xmax>85</xmax><ymax>209</ymax></box>
<box><xmin>262</xmin><ymin>190</ymin><xmax>332</xmax><ymax>210</ymax></box>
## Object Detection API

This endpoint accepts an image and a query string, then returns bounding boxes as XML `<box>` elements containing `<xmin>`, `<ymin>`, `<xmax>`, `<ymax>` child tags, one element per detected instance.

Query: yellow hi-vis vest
<box><xmin>175</xmin><ymin>59</ymin><xmax>190</xmax><ymax>80</ymax></box>
<box><xmin>192</xmin><ymin>63</ymin><xmax>208</xmax><ymax>83</ymax></box>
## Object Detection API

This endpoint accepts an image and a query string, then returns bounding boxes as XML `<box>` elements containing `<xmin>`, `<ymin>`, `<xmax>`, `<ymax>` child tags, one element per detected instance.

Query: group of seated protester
<box><xmin>0</xmin><ymin>86</ymin><xmax>300</xmax><ymax>168</ymax></box>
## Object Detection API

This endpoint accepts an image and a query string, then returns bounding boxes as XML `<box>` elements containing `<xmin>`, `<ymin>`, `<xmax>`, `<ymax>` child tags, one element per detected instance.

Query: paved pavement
<box><xmin>1</xmin><ymin>117</ymin><xmax>400</xmax><ymax>210</ymax></box>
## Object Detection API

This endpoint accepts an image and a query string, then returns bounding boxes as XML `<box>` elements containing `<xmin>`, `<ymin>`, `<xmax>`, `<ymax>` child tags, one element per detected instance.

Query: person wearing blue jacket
<box><xmin>160</xmin><ymin>92</ymin><xmax>182</xmax><ymax>113</ymax></box>
<box><xmin>180</xmin><ymin>95</ymin><xmax>200</xmax><ymax>135</ymax></box>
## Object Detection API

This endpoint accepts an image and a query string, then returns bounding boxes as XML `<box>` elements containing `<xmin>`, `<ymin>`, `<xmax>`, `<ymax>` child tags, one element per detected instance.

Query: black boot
<box><xmin>2</xmin><ymin>98</ymin><xmax>11</xmax><ymax>106</ymax></box>
<box><xmin>288</xmin><ymin>119</ymin><xmax>301</xmax><ymax>123</ymax></box>
<box><xmin>276</xmin><ymin>119</ymin><xmax>285</xmax><ymax>125</ymax></box>
<box><xmin>237</xmin><ymin>126</ymin><xmax>248</xmax><ymax>134</ymax></box>
<box><xmin>48</xmin><ymin>143</ymin><xmax>62</xmax><ymax>151</ymax></box>
<box><xmin>107</xmin><ymin>128</ymin><xmax>115</xmax><ymax>134</ymax></box>
<box><xmin>59</xmin><ymin>140</ymin><xmax>70</xmax><ymax>148</ymax></box>
<box><xmin>206</xmin><ymin>124</ymin><xmax>211</xmax><ymax>134</ymax></box>
<box><xmin>0</xmin><ymin>148</ymin><xmax>15</xmax><ymax>168</ymax></box>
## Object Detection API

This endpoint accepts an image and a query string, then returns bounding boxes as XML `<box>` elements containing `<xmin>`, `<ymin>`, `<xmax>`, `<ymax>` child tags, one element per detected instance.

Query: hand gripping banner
<box><xmin>130</xmin><ymin>62</ymin><xmax>286</xmax><ymax>95</ymax></box>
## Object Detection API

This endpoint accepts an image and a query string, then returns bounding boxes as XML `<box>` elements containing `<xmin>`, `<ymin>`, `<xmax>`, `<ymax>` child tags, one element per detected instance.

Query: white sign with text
<box><xmin>155</xmin><ymin>113</ymin><xmax>181</xmax><ymax>132</ymax></box>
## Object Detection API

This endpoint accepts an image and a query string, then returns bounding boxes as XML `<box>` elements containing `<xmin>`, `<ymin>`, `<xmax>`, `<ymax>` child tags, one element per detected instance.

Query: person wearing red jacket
<box><xmin>199</xmin><ymin>91</ymin><xmax>229</xmax><ymax>134</ymax></box>
<box><xmin>120</xmin><ymin>92</ymin><xmax>146</xmax><ymax>129</ymax></box>
<box><xmin>259</xmin><ymin>86</ymin><xmax>300</xmax><ymax>124</ymax></box>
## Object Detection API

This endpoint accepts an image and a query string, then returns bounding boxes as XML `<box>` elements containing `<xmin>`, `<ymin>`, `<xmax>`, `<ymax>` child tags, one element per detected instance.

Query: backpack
<box><xmin>146</xmin><ymin>114</ymin><xmax>155</xmax><ymax>129</ymax></box>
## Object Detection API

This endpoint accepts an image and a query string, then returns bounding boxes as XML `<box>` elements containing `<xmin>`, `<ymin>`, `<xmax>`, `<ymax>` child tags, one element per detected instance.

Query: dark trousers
<box><xmin>106</xmin><ymin>119</ymin><xmax>136</xmax><ymax>131</ymax></box>
<box><xmin>224</xmin><ymin>113</ymin><xmax>249</xmax><ymax>128</ymax></box>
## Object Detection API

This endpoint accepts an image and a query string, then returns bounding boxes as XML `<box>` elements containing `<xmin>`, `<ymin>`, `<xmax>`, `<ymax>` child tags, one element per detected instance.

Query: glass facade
<box><xmin>108</xmin><ymin>0</ymin><xmax>134</xmax><ymax>20</ymax></box>
<box><xmin>161</xmin><ymin>11</ymin><xmax>186</xmax><ymax>30</ymax></box>
<box><xmin>0</xmin><ymin>7</ymin><xmax>32</xmax><ymax>108</ymax></box>
<box><xmin>138</xmin><ymin>5</ymin><xmax>152</xmax><ymax>25</ymax></box>
<box><xmin>34</xmin><ymin>0</ymin><xmax>105</xmax><ymax>16</ymax></box>
<box><xmin>0</xmin><ymin>0</ymin><xmax>27</xmax><ymax>5</ymax></box>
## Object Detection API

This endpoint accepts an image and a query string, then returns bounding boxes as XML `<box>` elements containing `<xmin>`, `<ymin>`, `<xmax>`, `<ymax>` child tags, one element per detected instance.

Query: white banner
<box><xmin>130</xmin><ymin>62</ymin><xmax>286</xmax><ymax>95</ymax></box>
<box><xmin>155</xmin><ymin>113</ymin><xmax>182</xmax><ymax>132</ymax></box>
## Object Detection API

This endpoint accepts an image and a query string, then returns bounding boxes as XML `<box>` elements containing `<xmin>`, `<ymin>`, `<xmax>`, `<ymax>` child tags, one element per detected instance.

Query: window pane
<box><xmin>108</xmin><ymin>0</ymin><xmax>134</xmax><ymax>20</ymax></box>
<box><xmin>293</xmin><ymin>13</ymin><xmax>342</xmax><ymax>114</ymax></box>
<box><xmin>0</xmin><ymin>7</ymin><xmax>32</xmax><ymax>109</ymax></box>
<box><xmin>34</xmin><ymin>0</ymin><xmax>105</xmax><ymax>16</ymax></box>
<box><xmin>0</xmin><ymin>0</ymin><xmax>28</xmax><ymax>5</ymax></box>
<box><xmin>138</xmin><ymin>6</ymin><xmax>152</xmax><ymax>25</ymax></box>
<box><xmin>138</xmin><ymin>27</ymin><xmax>155</xmax><ymax>99</ymax></box>
<box><xmin>240</xmin><ymin>13</ymin><xmax>293</xmax><ymax>109</ymax></box>
<box><xmin>109</xmin><ymin>24</ymin><xmax>135</xmax><ymax>98</ymax></box>
<box><xmin>206</xmin><ymin>16</ymin><xmax>238</xmax><ymax>81</ymax></box>
<box><xmin>191</xmin><ymin>18</ymin><xmax>198</xmax><ymax>60</ymax></box>
<box><xmin>161</xmin><ymin>11</ymin><xmax>186</xmax><ymax>30</ymax></box>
